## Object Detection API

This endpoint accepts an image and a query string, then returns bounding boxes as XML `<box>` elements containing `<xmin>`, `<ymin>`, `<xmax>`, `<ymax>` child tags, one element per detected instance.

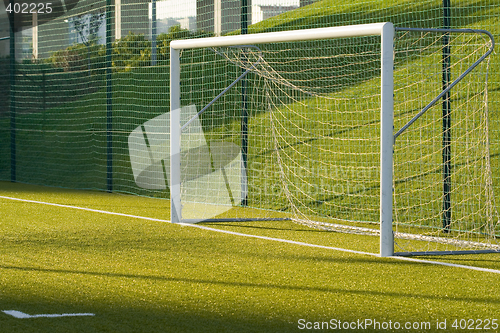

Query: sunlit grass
<box><xmin>1</xmin><ymin>181</ymin><xmax>499</xmax><ymax>332</ymax></box>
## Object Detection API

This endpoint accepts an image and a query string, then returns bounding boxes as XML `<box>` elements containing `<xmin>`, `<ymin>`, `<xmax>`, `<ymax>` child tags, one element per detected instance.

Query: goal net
<box><xmin>392</xmin><ymin>28</ymin><xmax>499</xmax><ymax>255</ymax></box>
<box><xmin>165</xmin><ymin>23</ymin><xmax>498</xmax><ymax>256</ymax></box>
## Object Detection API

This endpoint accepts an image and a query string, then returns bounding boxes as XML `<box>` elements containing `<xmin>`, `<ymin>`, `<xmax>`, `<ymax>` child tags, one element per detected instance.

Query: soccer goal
<box><xmin>167</xmin><ymin>22</ymin><xmax>498</xmax><ymax>256</ymax></box>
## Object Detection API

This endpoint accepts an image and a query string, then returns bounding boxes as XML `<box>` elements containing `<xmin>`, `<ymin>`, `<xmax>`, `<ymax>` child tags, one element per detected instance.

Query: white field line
<box><xmin>1</xmin><ymin>195</ymin><xmax>500</xmax><ymax>275</ymax></box>
<box><xmin>2</xmin><ymin>310</ymin><xmax>95</xmax><ymax>319</ymax></box>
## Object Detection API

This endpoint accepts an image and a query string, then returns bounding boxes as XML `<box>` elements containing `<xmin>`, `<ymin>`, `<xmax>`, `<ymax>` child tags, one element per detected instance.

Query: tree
<box><xmin>72</xmin><ymin>11</ymin><xmax>105</xmax><ymax>72</ymax></box>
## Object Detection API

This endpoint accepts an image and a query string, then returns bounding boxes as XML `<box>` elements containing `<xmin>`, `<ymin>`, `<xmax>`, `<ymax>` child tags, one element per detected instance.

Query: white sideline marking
<box><xmin>0</xmin><ymin>195</ymin><xmax>171</xmax><ymax>223</ymax></box>
<box><xmin>182</xmin><ymin>224</ymin><xmax>500</xmax><ymax>274</ymax></box>
<box><xmin>1</xmin><ymin>195</ymin><xmax>500</xmax><ymax>275</ymax></box>
<box><xmin>2</xmin><ymin>310</ymin><xmax>95</xmax><ymax>319</ymax></box>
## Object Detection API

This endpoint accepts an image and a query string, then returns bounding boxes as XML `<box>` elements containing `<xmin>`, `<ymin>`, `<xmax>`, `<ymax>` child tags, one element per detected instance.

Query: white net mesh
<box><xmin>392</xmin><ymin>29</ymin><xmax>499</xmax><ymax>253</ymax></box>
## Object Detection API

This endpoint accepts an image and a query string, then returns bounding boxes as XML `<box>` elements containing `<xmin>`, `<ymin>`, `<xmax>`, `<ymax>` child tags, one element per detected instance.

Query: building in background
<box><xmin>4</xmin><ymin>0</ymin><xmax>149</xmax><ymax>60</ymax></box>
<box><xmin>177</xmin><ymin>17</ymin><xmax>197</xmax><ymax>31</ymax></box>
<box><xmin>197</xmin><ymin>0</ymin><xmax>249</xmax><ymax>36</ymax></box>
<box><xmin>2</xmin><ymin>0</ymin><xmax>310</xmax><ymax>59</ymax></box>
<box><xmin>252</xmin><ymin>5</ymin><xmax>298</xmax><ymax>24</ymax></box>
<box><xmin>0</xmin><ymin>1</ymin><xmax>11</xmax><ymax>56</ymax></box>
<box><xmin>118</xmin><ymin>0</ymin><xmax>149</xmax><ymax>39</ymax></box>
<box><xmin>197</xmin><ymin>0</ymin><xmax>310</xmax><ymax>36</ymax></box>
<box><xmin>151</xmin><ymin>17</ymin><xmax>196</xmax><ymax>36</ymax></box>
<box><xmin>299</xmin><ymin>0</ymin><xmax>319</xmax><ymax>6</ymax></box>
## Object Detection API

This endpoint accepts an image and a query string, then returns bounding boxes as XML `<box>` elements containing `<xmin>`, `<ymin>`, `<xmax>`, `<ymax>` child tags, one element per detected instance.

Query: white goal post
<box><xmin>169</xmin><ymin>23</ymin><xmax>396</xmax><ymax>256</ymax></box>
<box><xmin>168</xmin><ymin>22</ymin><xmax>497</xmax><ymax>257</ymax></box>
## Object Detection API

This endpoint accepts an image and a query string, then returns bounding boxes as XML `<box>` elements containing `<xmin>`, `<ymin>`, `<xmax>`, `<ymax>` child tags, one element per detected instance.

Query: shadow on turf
<box><xmin>201</xmin><ymin>222</ymin><xmax>330</xmax><ymax>233</ymax></box>
<box><xmin>0</xmin><ymin>295</ymin><xmax>292</xmax><ymax>333</ymax></box>
<box><xmin>1</xmin><ymin>264</ymin><xmax>499</xmax><ymax>306</ymax></box>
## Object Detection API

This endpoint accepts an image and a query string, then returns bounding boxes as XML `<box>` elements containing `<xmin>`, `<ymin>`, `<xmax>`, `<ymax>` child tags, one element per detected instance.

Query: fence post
<box><xmin>442</xmin><ymin>0</ymin><xmax>452</xmax><ymax>231</ymax></box>
<box><xmin>9</xmin><ymin>0</ymin><xmax>16</xmax><ymax>183</ymax></box>
<box><xmin>240</xmin><ymin>0</ymin><xmax>249</xmax><ymax>206</ymax></box>
<box><xmin>151</xmin><ymin>0</ymin><xmax>157</xmax><ymax>66</ymax></box>
<box><xmin>106</xmin><ymin>0</ymin><xmax>113</xmax><ymax>192</ymax></box>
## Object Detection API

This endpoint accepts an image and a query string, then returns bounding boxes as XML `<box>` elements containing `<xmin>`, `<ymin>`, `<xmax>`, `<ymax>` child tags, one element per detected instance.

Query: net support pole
<box><xmin>9</xmin><ymin>1</ymin><xmax>16</xmax><ymax>183</ymax></box>
<box><xmin>380</xmin><ymin>23</ymin><xmax>395</xmax><ymax>257</ymax></box>
<box><xmin>106</xmin><ymin>0</ymin><xmax>113</xmax><ymax>192</ymax></box>
<box><xmin>170</xmin><ymin>48</ymin><xmax>182</xmax><ymax>223</ymax></box>
<box><xmin>240</xmin><ymin>0</ymin><xmax>249</xmax><ymax>206</ymax></box>
<box><xmin>442</xmin><ymin>0</ymin><xmax>452</xmax><ymax>231</ymax></box>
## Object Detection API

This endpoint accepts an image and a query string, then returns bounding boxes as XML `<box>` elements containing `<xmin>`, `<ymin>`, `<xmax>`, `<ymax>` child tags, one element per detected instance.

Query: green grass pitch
<box><xmin>1</xmin><ymin>181</ymin><xmax>499</xmax><ymax>332</ymax></box>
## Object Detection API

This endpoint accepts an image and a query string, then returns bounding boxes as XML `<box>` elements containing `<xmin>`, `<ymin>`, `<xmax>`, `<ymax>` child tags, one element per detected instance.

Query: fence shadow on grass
<box><xmin>1</xmin><ymin>263</ymin><xmax>499</xmax><ymax>306</ymax></box>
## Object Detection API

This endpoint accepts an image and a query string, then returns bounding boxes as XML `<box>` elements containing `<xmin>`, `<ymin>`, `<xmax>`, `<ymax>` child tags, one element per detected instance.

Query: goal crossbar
<box><xmin>169</xmin><ymin>22</ymin><xmax>396</xmax><ymax>256</ymax></box>
<box><xmin>170</xmin><ymin>23</ymin><xmax>391</xmax><ymax>50</ymax></box>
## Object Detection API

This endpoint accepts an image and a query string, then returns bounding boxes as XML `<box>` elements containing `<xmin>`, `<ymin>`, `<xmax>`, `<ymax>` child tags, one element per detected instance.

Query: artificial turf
<box><xmin>1</xmin><ymin>182</ymin><xmax>499</xmax><ymax>332</ymax></box>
